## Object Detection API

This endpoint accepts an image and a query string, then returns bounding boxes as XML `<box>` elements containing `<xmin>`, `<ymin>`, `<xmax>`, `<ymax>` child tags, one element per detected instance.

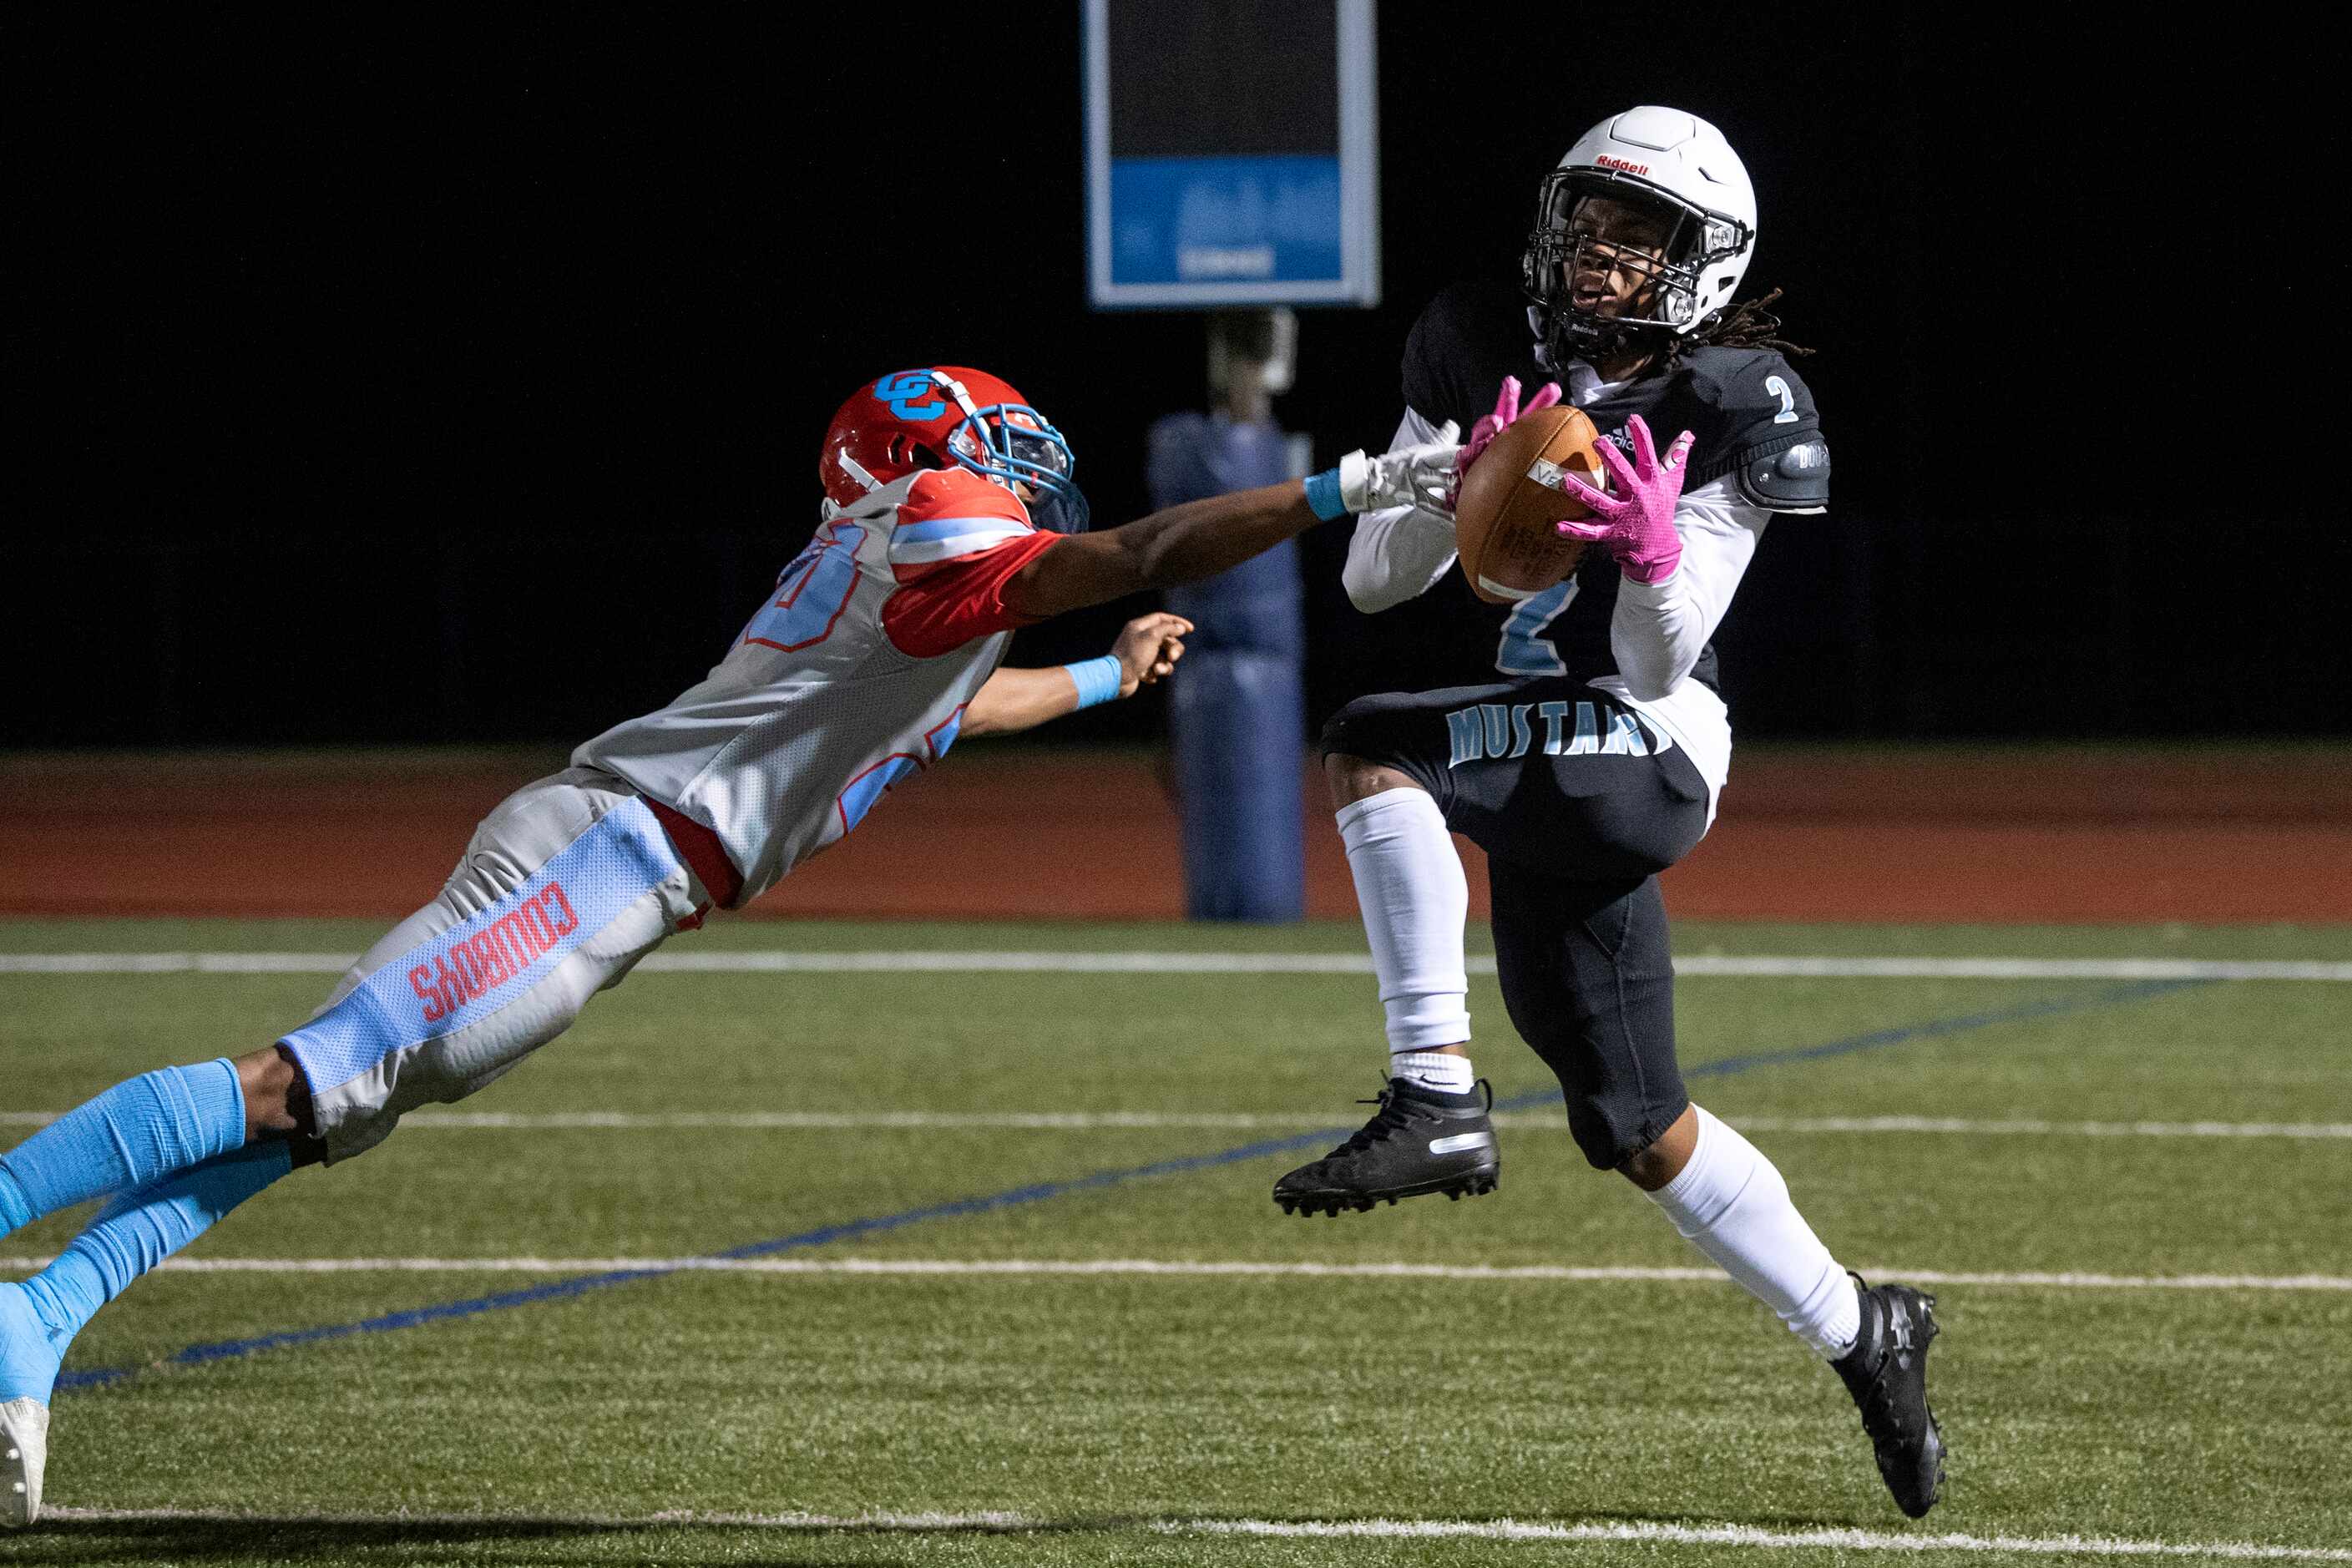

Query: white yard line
<box><xmin>33</xmin><ymin>1508</ymin><xmax>2352</xmax><ymax>1560</ymax></box>
<box><xmin>8</xmin><ymin>1109</ymin><xmax>2345</xmax><ymax>1137</ymax></box>
<box><xmin>1169</xmin><ymin>1517</ymin><xmax>2352</xmax><ymax>1561</ymax></box>
<box><xmin>6</xmin><ymin>1255</ymin><xmax>2344</xmax><ymax>1291</ymax></box>
<box><xmin>46</xmin><ymin>1505</ymin><xmax>1037</xmax><ymax>1530</ymax></box>
<box><xmin>1673</xmin><ymin>955</ymin><xmax>2352</xmax><ymax>982</ymax></box>
<box><xmin>1684</xmin><ymin>1115</ymin><xmax>2352</xmax><ymax>1140</ymax></box>
<box><xmin>3</xmin><ymin>950</ymin><xmax>2349</xmax><ymax>979</ymax></box>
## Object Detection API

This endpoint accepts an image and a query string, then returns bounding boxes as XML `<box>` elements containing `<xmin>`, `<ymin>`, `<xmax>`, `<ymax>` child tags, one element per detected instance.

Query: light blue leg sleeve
<box><xmin>3</xmin><ymin>1141</ymin><xmax>295</xmax><ymax>1400</ymax></box>
<box><xmin>0</xmin><ymin>1060</ymin><xmax>245</xmax><ymax>1238</ymax></box>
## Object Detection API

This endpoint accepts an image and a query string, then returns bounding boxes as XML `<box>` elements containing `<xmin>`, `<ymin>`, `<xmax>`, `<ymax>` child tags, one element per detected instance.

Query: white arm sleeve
<box><xmin>1609</xmin><ymin>476</ymin><xmax>1770</xmax><ymax>701</ymax></box>
<box><xmin>1341</xmin><ymin>407</ymin><xmax>1460</xmax><ymax>613</ymax></box>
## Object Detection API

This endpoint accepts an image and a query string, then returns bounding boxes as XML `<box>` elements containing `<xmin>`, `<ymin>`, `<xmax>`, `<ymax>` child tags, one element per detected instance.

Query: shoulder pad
<box><xmin>1678</xmin><ymin>347</ymin><xmax>1818</xmax><ymax>432</ymax></box>
<box><xmin>1735</xmin><ymin>435</ymin><xmax>1830</xmax><ymax>513</ymax></box>
<box><xmin>898</xmin><ymin>467</ymin><xmax>1030</xmax><ymax>528</ymax></box>
<box><xmin>888</xmin><ymin>468</ymin><xmax>1035</xmax><ymax>569</ymax></box>
<box><xmin>1399</xmin><ymin>293</ymin><xmax>1461</xmax><ymax>429</ymax></box>
<box><xmin>1404</xmin><ymin>275</ymin><xmax>1547</xmax><ymax>432</ymax></box>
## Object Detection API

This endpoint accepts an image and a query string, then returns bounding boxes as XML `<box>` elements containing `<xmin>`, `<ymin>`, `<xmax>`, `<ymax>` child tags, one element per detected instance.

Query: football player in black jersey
<box><xmin>1272</xmin><ymin>107</ymin><xmax>1945</xmax><ymax>1518</ymax></box>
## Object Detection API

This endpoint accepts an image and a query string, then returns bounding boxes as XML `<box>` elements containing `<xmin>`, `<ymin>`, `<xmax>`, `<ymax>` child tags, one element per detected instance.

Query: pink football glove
<box><xmin>1547</xmin><ymin>414</ymin><xmax>1697</xmax><ymax>585</ymax></box>
<box><xmin>1452</xmin><ymin>376</ymin><xmax>1563</xmax><ymax>498</ymax></box>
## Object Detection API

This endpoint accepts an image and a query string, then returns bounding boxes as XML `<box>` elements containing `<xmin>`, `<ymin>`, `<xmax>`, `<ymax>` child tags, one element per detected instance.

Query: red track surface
<box><xmin>3</xmin><ymin>747</ymin><xmax>2347</xmax><ymax>924</ymax></box>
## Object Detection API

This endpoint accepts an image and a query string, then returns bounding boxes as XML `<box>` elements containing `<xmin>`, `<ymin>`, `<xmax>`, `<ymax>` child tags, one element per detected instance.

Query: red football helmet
<box><xmin>816</xmin><ymin>367</ymin><xmax>1087</xmax><ymax>532</ymax></box>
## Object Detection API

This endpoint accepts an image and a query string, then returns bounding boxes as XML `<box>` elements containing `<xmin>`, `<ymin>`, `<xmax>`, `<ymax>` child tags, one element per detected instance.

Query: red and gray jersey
<box><xmin>576</xmin><ymin>468</ymin><xmax>1058</xmax><ymax>907</ymax></box>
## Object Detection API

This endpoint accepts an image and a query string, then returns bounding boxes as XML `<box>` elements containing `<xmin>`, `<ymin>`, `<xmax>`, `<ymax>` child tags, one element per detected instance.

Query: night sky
<box><xmin>8</xmin><ymin>8</ymin><xmax>2339</xmax><ymax>748</ymax></box>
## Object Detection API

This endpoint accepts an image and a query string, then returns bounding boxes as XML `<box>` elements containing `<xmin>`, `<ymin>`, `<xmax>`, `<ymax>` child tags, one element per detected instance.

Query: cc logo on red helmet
<box><xmin>873</xmin><ymin>372</ymin><xmax>945</xmax><ymax>422</ymax></box>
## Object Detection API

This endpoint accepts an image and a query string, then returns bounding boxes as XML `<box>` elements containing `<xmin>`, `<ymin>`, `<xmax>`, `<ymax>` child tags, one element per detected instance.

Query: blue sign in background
<box><xmin>1108</xmin><ymin>154</ymin><xmax>1343</xmax><ymax>287</ymax></box>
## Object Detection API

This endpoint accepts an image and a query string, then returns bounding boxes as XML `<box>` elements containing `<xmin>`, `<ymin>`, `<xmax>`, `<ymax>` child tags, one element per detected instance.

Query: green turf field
<box><xmin>3</xmin><ymin>918</ymin><xmax>2348</xmax><ymax>1566</ymax></box>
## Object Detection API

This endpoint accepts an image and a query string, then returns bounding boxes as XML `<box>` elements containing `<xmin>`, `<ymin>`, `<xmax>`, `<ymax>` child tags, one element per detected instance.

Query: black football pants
<box><xmin>1322</xmin><ymin>676</ymin><xmax>1710</xmax><ymax>1168</ymax></box>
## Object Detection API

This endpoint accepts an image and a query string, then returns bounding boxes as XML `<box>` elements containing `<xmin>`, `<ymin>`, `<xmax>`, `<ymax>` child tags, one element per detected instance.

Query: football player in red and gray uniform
<box><xmin>0</xmin><ymin>367</ymin><xmax>1460</xmax><ymax>1528</ymax></box>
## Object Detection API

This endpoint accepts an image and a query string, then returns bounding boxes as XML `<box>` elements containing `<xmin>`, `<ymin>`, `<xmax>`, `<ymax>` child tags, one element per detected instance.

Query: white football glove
<box><xmin>1337</xmin><ymin>420</ymin><xmax>1462</xmax><ymax>518</ymax></box>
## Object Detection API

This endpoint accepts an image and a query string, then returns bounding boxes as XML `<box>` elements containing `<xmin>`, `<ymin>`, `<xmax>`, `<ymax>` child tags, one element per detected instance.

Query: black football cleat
<box><xmin>1833</xmin><ymin>1277</ymin><xmax>1946</xmax><ymax>1518</ymax></box>
<box><xmin>1273</xmin><ymin>1078</ymin><xmax>1500</xmax><ymax>1217</ymax></box>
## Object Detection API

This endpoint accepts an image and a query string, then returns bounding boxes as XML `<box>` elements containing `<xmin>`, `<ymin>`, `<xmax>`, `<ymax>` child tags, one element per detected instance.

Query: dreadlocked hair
<box><xmin>1665</xmin><ymin>287</ymin><xmax>1813</xmax><ymax>365</ymax></box>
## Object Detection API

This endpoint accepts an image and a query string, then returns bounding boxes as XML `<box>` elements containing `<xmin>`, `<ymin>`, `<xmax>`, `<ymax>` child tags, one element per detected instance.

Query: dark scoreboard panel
<box><xmin>1106</xmin><ymin>4</ymin><xmax>1338</xmax><ymax>156</ymax></box>
<box><xmin>1085</xmin><ymin>0</ymin><xmax>1378</xmax><ymax>307</ymax></box>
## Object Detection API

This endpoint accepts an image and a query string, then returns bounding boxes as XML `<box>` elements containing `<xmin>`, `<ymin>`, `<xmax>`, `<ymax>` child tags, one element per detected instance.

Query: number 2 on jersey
<box><xmin>1495</xmin><ymin>579</ymin><xmax>1577</xmax><ymax>677</ymax></box>
<box><xmin>741</xmin><ymin>520</ymin><xmax>862</xmax><ymax>652</ymax></box>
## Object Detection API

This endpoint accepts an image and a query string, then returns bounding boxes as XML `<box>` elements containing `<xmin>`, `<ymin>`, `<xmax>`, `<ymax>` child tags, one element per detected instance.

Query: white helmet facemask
<box><xmin>1522</xmin><ymin>107</ymin><xmax>1758</xmax><ymax>367</ymax></box>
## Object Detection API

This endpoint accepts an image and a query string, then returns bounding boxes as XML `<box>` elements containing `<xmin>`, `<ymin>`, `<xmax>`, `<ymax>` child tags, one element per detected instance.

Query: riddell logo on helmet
<box><xmin>1595</xmin><ymin>154</ymin><xmax>1651</xmax><ymax>176</ymax></box>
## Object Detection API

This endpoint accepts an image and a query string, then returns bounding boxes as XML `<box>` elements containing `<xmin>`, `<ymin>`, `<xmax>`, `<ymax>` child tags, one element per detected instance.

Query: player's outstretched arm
<box><xmin>1004</xmin><ymin>440</ymin><xmax>1459</xmax><ymax>620</ymax></box>
<box><xmin>964</xmin><ymin>613</ymin><xmax>1191</xmax><ymax>738</ymax></box>
<box><xmin>1004</xmin><ymin>480</ymin><xmax>1318</xmax><ymax>620</ymax></box>
<box><xmin>1343</xmin><ymin>410</ymin><xmax>1469</xmax><ymax>614</ymax></box>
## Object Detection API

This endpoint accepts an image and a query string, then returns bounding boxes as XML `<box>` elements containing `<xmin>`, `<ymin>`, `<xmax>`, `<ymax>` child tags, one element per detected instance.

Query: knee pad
<box><xmin>1564</xmin><ymin>1090</ymin><xmax>1692</xmax><ymax>1171</ymax></box>
<box><xmin>1318</xmin><ymin>696</ymin><xmax>1386</xmax><ymax>761</ymax></box>
<box><xmin>1564</xmin><ymin>1095</ymin><xmax>1638</xmax><ymax>1171</ymax></box>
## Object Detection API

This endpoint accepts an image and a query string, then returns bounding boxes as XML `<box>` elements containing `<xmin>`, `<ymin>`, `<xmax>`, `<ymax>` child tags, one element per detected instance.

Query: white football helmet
<box><xmin>1522</xmin><ymin>107</ymin><xmax>1758</xmax><ymax>365</ymax></box>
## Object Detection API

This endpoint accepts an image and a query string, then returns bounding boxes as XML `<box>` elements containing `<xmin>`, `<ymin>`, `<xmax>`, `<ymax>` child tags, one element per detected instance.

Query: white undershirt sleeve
<box><xmin>1341</xmin><ymin>407</ymin><xmax>1460</xmax><ymax>613</ymax></box>
<box><xmin>1609</xmin><ymin>476</ymin><xmax>1771</xmax><ymax>701</ymax></box>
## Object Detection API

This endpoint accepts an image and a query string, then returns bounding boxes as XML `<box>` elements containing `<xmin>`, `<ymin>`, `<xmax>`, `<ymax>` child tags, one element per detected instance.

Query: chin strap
<box><xmin>834</xmin><ymin>451</ymin><xmax>884</xmax><ymax>498</ymax></box>
<box><xmin>930</xmin><ymin>370</ymin><xmax>982</xmax><ymax>422</ymax></box>
<box><xmin>1542</xmin><ymin>306</ymin><xmax>1672</xmax><ymax>374</ymax></box>
<box><xmin>821</xmin><ymin>450</ymin><xmax>889</xmax><ymax>522</ymax></box>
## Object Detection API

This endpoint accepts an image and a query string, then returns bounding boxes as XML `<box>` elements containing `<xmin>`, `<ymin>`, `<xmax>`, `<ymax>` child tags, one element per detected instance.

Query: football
<box><xmin>1451</xmin><ymin>404</ymin><xmax>1608</xmax><ymax>605</ymax></box>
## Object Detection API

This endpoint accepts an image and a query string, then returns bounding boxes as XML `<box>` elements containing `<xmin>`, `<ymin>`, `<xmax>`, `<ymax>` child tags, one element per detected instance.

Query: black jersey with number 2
<box><xmin>1391</xmin><ymin>271</ymin><xmax>1828</xmax><ymax>696</ymax></box>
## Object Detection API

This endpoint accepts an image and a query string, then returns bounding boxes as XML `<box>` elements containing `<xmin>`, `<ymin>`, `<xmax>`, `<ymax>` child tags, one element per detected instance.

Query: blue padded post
<box><xmin>1146</xmin><ymin>412</ymin><xmax>1306</xmax><ymax>923</ymax></box>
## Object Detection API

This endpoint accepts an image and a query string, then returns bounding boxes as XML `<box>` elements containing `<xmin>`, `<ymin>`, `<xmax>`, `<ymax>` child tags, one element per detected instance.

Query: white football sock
<box><xmin>1646</xmin><ymin>1105</ymin><xmax>1861</xmax><ymax>1360</ymax></box>
<box><xmin>1389</xmin><ymin>1050</ymin><xmax>1474</xmax><ymax>1095</ymax></box>
<box><xmin>1335</xmin><ymin>788</ymin><xmax>1471</xmax><ymax>1058</ymax></box>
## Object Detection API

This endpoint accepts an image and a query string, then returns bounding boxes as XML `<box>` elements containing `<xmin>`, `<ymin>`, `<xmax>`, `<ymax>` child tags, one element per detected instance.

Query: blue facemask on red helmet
<box><xmin>818</xmin><ymin>367</ymin><xmax>1090</xmax><ymax>534</ymax></box>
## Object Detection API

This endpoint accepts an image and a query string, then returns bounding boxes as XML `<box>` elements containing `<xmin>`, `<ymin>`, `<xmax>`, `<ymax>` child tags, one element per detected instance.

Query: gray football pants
<box><xmin>279</xmin><ymin>766</ymin><xmax>709</xmax><ymax>1162</ymax></box>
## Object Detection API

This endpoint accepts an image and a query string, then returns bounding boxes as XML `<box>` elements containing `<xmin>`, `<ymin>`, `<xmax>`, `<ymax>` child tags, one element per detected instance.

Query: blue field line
<box><xmin>54</xmin><ymin>1136</ymin><xmax>1345</xmax><ymax>1393</ymax></box>
<box><xmin>1684</xmin><ymin>977</ymin><xmax>2213</xmax><ymax>1080</ymax></box>
<box><xmin>1487</xmin><ymin>976</ymin><xmax>2217</xmax><ymax>1115</ymax></box>
<box><xmin>53</xmin><ymin>976</ymin><xmax>2213</xmax><ymax>1394</ymax></box>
